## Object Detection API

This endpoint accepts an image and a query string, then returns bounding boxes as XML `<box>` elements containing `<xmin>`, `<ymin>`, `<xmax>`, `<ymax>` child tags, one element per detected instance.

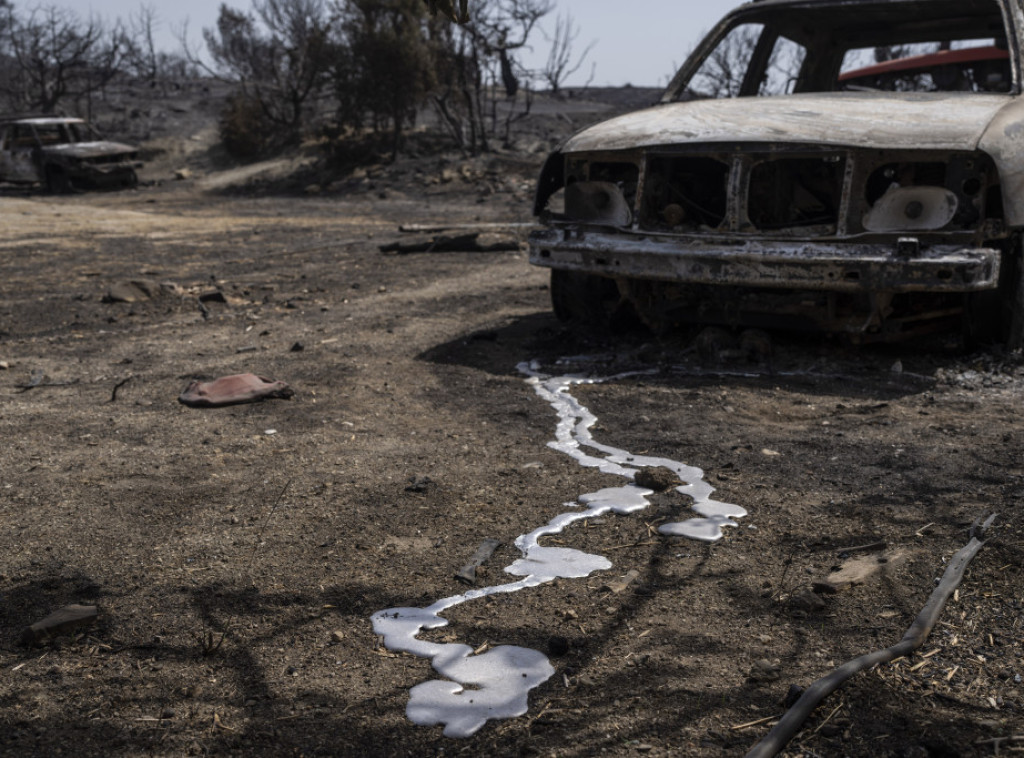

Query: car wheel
<box><xmin>550</xmin><ymin>269</ymin><xmax>637</xmax><ymax>333</ymax></box>
<box><xmin>44</xmin><ymin>166</ymin><xmax>72</xmax><ymax>194</ymax></box>
<box><xmin>1003</xmin><ymin>250</ymin><xmax>1024</xmax><ymax>350</ymax></box>
<box><xmin>964</xmin><ymin>241</ymin><xmax>1024</xmax><ymax>350</ymax></box>
<box><xmin>122</xmin><ymin>169</ymin><xmax>138</xmax><ymax>189</ymax></box>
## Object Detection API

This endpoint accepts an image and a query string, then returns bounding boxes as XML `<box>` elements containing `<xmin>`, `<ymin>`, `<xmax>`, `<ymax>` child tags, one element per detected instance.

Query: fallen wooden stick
<box><xmin>398</xmin><ymin>222</ymin><xmax>535</xmax><ymax>233</ymax></box>
<box><xmin>379</xmin><ymin>232</ymin><xmax>520</xmax><ymax>255</ymax></box>
<box><xmin>745</xmin><ymin>514</ymin><xmax>997</xmax><ymax>758</ymax></box>
<box><xmin>838</xmin><ymin>540</ymin><xmax>887</xmax><ymax>555</ymax></box>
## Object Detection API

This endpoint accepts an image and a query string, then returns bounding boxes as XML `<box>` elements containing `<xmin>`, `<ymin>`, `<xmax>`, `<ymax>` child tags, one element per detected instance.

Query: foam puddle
<box><xmin>371</xmin><ymin>360</ymin><xmax>747</xmax><ymax>737</ymax></box>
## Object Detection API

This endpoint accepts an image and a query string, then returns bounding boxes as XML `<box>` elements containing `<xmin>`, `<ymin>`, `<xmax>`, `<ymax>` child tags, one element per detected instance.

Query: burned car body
<box><xmin>529</xmin><ymin>0</ymin><xmax>1024</xmax><ymax>346</ymax></box>
<box><xmin>0</xmin><ymin>117</ymin><xmax>140</xmax><ymax>192</ymax></box>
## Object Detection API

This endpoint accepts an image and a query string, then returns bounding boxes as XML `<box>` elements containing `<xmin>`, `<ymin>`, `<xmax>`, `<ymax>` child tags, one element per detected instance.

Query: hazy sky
<box><xmin>38</xmin><ymin>0</ymin><xmax>748</xmax><ymax>87</ymax></box>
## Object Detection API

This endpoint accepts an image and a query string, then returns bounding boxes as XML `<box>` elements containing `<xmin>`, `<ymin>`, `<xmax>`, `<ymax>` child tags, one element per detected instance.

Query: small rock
<box><xmin>103</xmin><ymin>279</ymin><xmax>161</xmax><ymax>304</ymax></box>
<box><xmin>198</xmin><ymin>290</ymin><xmax>228</xmax><ymax>304</ymax></box>
<box><xmin>21</xmin><ymin>604</ymin><xmax>98</xmax><ymax>645</ymax></box>
<box><xmin>748</xmin><ymin>659</ymin><xmax>781</xmax><ymax>682</ymax></box>
<box><xmin>602</xmin><ymin>569</ymin><xmax>640</xmax><ymax>594</ymax></box>
<box><xmin>405</xmin><ymin>475</ymin><xmax>433</xmax><ymax>493</ymax></box>
<box><xmin>634</xmin><ymin>467</ymin><xmax>680</xmax><ymax>491</ymax></box>
<box><xmin>0</xmin><ymin>361</ymin><xmax>8</xmax><ymax>370</ymax></box>
<box><xmin>160</xmin><ymin>709</ymin><xmax>175</xmax><ymax>720</ymax></box>
<box><xmin>816</xmin><ymin>550</ymin><xmax>905</xmax><ymax>593</ymax></box>
<box><xmin>174</xmin><ymin>168</ymin><xmax>192</xmax><ymax>180</ymax></box>
<box><xmin>330</xmin><ymin>631</ymin><xmax>345</xmax><ymax>644</ymax></box>
<box><xmin>290</xmin><ymin>342</ymin><xmax>304</xmax><ymax>352</ymax></box>
<box><xmin>790</xmin><ymin>590</ymin><xmax>826</xmax><ymax>612</ymax></box>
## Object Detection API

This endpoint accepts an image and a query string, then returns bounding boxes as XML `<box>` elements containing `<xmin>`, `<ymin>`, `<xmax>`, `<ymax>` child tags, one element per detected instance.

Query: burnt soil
<box><xmin>0</xmin><ymin>92</ymin><xmax>1022</xmax><ymax>758</ymax></box>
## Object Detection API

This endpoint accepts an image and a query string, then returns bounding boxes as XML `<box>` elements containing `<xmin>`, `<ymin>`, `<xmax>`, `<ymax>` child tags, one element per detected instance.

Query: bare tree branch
<box><xmin>0</xmin><ymin>4</ymin><xmax>126</xmax><ymax>114</ymax></box>
<box><xmin>542</xmin><ymin>11</ymin><xmax>595</xmax><ymax>95</ymax></box>
<box><xmin>745</xmin><ymin>515</ymin><xmax>998</xmax><ymax>758</ymax></box>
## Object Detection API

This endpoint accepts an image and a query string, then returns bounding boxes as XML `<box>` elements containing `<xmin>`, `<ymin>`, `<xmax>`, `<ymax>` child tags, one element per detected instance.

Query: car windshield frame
<box><xmin>662</xmin><ymin>0</ymin><xmax>1021</xmax><ymax>102</ymax></box>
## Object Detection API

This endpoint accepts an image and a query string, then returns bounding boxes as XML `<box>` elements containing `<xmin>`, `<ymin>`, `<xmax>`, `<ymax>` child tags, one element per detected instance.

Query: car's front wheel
<box><xmin>964</xmin><ymin>240</ymin><xmax>1024</xmax><ymax>350</ymax></box>
<box><xmin>44</xmin><ymin>166</ymin><xmax>72</xmax><ymax>194</ymax></box>
<box><xmin>550</xmin><ymin>268</ymin><xmax>636</xmax><ymax>333</ymax></box>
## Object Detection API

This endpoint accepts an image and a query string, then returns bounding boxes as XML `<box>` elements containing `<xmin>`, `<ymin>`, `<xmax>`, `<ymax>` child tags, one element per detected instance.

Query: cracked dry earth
<box><xmin>0</xmin><ymin>182</ymin><xmax>1021</xmax><ymax>758</ymax></box>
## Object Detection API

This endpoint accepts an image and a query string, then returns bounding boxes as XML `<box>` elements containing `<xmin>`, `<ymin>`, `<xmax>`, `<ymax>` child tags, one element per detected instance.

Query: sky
<box><xmin>37</xmin><ymin>0</ymin><xmax>748</xmax><ymax>87</ymax></box>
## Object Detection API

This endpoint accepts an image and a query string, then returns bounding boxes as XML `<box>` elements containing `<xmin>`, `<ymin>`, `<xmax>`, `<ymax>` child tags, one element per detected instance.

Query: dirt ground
<box><xmin>0</xmin><ymin>104</ymin><xmax>1022</xmax><ymax>757</ymax></box>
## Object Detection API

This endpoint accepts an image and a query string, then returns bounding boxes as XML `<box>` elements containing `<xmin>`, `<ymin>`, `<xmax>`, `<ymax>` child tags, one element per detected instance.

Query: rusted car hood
<box><xmin>43</xmin><ymin>141</ymin><xmax>137</xmax><ymax>159</ymax></box>
<box><xmin>562</xmin><ymin>92</ymin><xmax>1012</xmax><ymax>153</ymax></box>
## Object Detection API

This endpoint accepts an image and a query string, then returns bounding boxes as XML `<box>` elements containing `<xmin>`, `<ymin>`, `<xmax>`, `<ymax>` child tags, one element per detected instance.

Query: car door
<box><xmin>0</xmin><ymin>124</ymin><xmax>44</xmax><ymax>183</ymax></box>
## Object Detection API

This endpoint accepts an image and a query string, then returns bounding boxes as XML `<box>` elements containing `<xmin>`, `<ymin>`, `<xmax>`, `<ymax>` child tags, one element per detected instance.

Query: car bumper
<box><xmin>528</xmin><ymin>227</ymin><xmax>1000</xmax><ymax>293</ymax></box>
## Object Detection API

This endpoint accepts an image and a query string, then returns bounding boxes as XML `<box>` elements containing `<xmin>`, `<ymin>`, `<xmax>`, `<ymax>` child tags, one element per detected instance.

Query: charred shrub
<box><xmin>219</xmin><ymin>92</ymin><xmax>275</xmax><ymax>159</ymax></box>
<box><xmin>319</xmin><ymin>125</ymin><xmax>388</xmax><ymax>171</ymax></box>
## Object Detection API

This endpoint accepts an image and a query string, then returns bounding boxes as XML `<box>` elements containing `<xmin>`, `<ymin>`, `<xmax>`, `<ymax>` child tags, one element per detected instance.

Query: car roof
<box><xmin>743</xmin><ymin>0</ymin><xmax>977</xmax><ymax>5</ymax></box>
<box><xmin>722</xmin><ymin>0</ymin><xmax>1009</xmax><ymax>46</ymax></box>
<box><xmin>734</xmin><ymin>0</ymin><xmax>1005</xmax><ymax>11</ymax></box>
<box><xmin>1</xmin><ymin>117</ymin><xmax>86</xmax><ymax>126</ymax></box>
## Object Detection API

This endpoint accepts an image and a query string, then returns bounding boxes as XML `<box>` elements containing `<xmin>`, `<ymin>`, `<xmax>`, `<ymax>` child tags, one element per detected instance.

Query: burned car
<box><xmin>529</xmin><ymin>0</ymin><xmax>1024</xmax><ymax>347</ymax></box>
<box><xmin>0</xmin><ymin>117</ymin><xmax>140</xmax><ymax>193</ymax></box>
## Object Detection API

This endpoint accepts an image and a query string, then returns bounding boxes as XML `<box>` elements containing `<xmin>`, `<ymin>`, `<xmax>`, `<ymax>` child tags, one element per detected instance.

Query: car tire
<box><xmin>44</xmin><ymin>166</ymin><xmax>72</xmax><ymax>194</ymax></box>
<box><xmin>964</xmin><ymin>241</ymin><xmax>1024</xmax><ymax>350</ymax></box>
<box><xmin>550</xmin><ymin>269</ymin><xmax>638</xmax><ymax>333</ymax></box>
<box><xmin>122</xmin><ymin>169</ymin><xmax>138</xmax><ymax>189</ymax></box>
<box><xmin>1003</xmin><ymin>250</ymin><xmax>1024</xmax><ymax>350</ymax></box>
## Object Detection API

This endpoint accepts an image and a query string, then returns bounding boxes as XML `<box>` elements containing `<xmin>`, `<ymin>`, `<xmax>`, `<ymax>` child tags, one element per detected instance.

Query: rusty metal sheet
<box><xmin>529</xmin><ymin>228</ymin><xmax>1000</xmax><ymax>293</ymax></box>
<box><xmin>561</xmin><ymin>93</ymin><xmax>1011</xmax><ymax>155</ymax></box>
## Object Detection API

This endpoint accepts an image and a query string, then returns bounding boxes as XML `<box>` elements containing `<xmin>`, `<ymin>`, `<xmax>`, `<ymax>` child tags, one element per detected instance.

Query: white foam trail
<box><xmin>371</xmin><ymin>359</ymin><xmax>747</xmax><ymax>737</ymax></box>
<box><xmin>519</xmin><ymin>361</ymin><xmax>747</xmax><ymax>540</ymax></box>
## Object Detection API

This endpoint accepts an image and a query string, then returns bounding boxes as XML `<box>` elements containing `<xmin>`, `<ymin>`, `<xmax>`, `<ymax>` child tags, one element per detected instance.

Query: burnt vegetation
<box><xmin>194</xmin><ymin>0</ymin><xmax>596</xmax><ymax>162</ymax></box>
<box><xmin>0</xmin><ymin>0</ymin><xmax>592</xmax><ymax>166</ymax></box>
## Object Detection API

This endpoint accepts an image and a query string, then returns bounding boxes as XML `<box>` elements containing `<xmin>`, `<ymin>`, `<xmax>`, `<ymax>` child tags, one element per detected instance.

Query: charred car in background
<box><xmin>529</xmin><ymin>0</ymin><xmax>1024</xmax><ymax>348</ymax></box>
<box><xmin>0</xmin><ymin>117</ymin><xmax>140</xmax><ymax>193</ymax></box>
